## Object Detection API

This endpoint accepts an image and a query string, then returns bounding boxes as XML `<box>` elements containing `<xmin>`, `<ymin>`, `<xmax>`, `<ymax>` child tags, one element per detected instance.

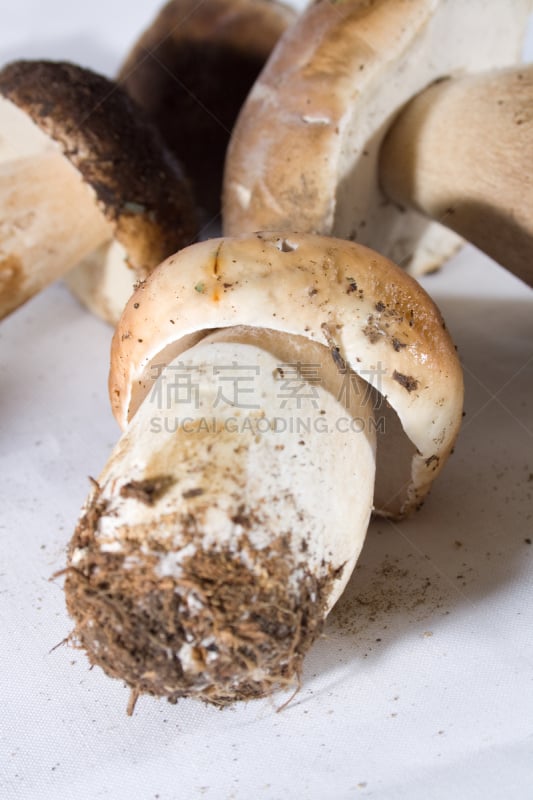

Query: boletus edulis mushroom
<box><xmin>0</xmin><ymin>60</ymin><xmax>197</xmax><ymax>322</ymax></box>
<box><xmin>64</xmin><ymin>232</ymin><xmax>463</xmax><ymax>709</ymax></box>
<box><xmin>223</xmin><ymin>0</ymin><xmax>533</xmax><ymax>280</ymax></box>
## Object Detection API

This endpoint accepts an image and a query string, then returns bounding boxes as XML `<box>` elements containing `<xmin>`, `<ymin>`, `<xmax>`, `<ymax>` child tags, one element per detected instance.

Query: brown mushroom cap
<box><xmin>223</xmin><ymin>0</ymin><xmax>531</xmax><ymax>275</ymax></box>
<box><xmin>110</xmin><ymin>232</ymin><xmax>464</xmax><ymax>518</ymax></box>
<box><xmin>0</xmin><ymin>60</ymin><xmax>198</xmax><ymax>279</ymax></box>
<box><xmin>118</xmin><ymin>0</ymin><xmax>296</xmax><ymax>218</ymax></box>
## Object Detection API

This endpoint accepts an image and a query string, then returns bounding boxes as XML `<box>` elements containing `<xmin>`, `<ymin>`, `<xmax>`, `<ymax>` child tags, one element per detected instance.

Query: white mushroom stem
<box><xmin>92</xmin><ymin>326</ymin><xmax>376</xmax><ymax>609</ymax></box>
<box><xmin>380</xmin><ymin>66</ymin><xmax>533</xmax><ymax>286</ymax></box>
<box><xmin>0</xmin><ymin>98</ymin><xmax>113</xmax><ymax>318</ymax></box>
<box><xmin>66</xmin><ymin>327</ymin><xmax>376</xmax><ymax>702</ymax></box>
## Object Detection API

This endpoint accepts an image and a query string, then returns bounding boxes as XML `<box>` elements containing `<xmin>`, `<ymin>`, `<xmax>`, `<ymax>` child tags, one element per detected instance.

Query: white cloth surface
<box><xmin>1</xmin><ymin>4</ymin><xmax>533</xmax><ymax>799</ymax></box>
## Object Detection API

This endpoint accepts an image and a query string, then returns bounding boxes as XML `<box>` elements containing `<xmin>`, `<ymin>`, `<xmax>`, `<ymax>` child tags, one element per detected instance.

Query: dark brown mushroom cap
<box><xmin>118</xmin><ymin>0</ymin><xmax>296</xmax><ymax>218</ymax></box>
<box><xmin>0</xmin><ymin>60</ymin><xmax>198</xmax><ymax>277</ymax></box>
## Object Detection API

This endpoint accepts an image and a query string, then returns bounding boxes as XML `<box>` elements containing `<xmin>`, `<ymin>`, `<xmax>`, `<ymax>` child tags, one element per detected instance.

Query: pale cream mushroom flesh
<box><xmin>0</xmin><ymin>60</ymin><xmax>197</xmax><ymax>322</ymax></box>
<box><xmin>65</xmin><ymin>233</ymin><xmax>463</xmax><ymax>707</ymax></box>
<box><xmin>223</xmin><ymin>0</ymin><xmax>533</xmax><ymax>278</ymax></box>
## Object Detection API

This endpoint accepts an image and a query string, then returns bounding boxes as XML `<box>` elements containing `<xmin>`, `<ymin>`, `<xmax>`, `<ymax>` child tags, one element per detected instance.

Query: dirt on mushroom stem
<box><xmin>65</xmin><ymin>489</ymin><xmax>341</xmax><ymax>706</ymax></box>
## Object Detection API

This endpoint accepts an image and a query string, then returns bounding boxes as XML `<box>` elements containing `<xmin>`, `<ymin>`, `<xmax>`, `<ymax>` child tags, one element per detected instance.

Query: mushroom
<box><xmin>223</xmin><ymin>0</ymin><xmax>533</xmax><ymax>278</ymax></box>
<box><xmin>380</xmin><ymin>65</ymin><xmax>533</xmax><ymax>287</ymax></box>
<box><xmin>0</xmin><ymin>60</ymin><xmax>197</xmax><ymax>322</ymax></box>
<box><xmin>117</xmin><ymin>0</ymin><xmax>297</xmax><ymax>219</ymax></box>
<box><xmin>64</xmin><ymin>232</ymin><xmax>463</xmax><ymax>707</ymax></box>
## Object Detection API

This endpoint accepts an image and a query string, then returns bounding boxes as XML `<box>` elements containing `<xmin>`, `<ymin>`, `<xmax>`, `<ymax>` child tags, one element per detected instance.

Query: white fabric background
<box><xmin>1</xmin><ymin>3</ymin><xmax>532</xmax><ymax>799</ymax></box>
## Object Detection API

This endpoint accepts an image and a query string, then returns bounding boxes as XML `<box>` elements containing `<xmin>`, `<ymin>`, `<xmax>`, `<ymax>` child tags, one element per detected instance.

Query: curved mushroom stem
<box><xmin>380</xmin><ymin>66</ymin><xmax>533</xmax><ymax>286</ymax></box>
<box><xmin>0</xmin><ymin>150</ymin><xmax>113</xmax><ymax>319</ymax></box>
<box><xmin>65</xmin><ymin>327</ymin><xmax>376</xmax><ymax>705</ymax></box>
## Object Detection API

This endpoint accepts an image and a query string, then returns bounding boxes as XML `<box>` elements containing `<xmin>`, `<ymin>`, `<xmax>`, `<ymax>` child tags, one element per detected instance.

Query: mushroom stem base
<box><xmin>65</xmin><ymin>328</ymin><xmax>376</xmax><ymax>705</ymax></box>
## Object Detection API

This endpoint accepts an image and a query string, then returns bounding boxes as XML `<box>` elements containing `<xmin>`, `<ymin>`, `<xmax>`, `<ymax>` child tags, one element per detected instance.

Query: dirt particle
<box><xmin>392</xmin><ymin>337</ymin><xmax>407</xmax><ymax>352</ymax></box>
<box><xmin>321</xmin><ymin>322</ymin><xmax>347</xmax><ymax>371</ymax></box>
<box><xmin>182</xmin><ymin>488</ymin><xmax>205</xmax><ymax>500</ymax></box>
<box><xmin>120</xmin><ymin>475</ymin><xmax>174</xmax><ymax>506</ymax></box>
<box><xmin>346</xmin><ymin>277</ymin><xmax>358</xmax><ymax>294</ymax></box>
<box><xmin>363</xmin><ymin>316</ymin><xmax>382</xmax><ymax>344</ymax></box>
<box><xmin>393</xmin><ymin>371</ymin><xmax>419</xmax><ymax>393</ymax></box>
<box><xmin>230</xmin><ymin>504</ymin><xmax>256</xmax><ymax>529</ymax></box>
